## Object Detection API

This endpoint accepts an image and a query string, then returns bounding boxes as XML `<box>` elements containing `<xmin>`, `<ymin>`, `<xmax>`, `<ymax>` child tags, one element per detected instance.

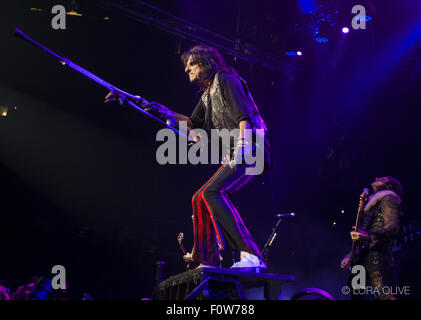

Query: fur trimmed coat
<box><xmin>360</xmin><ymin>190</ymin><xmax>403</xmax><ymax>251</ymax></box>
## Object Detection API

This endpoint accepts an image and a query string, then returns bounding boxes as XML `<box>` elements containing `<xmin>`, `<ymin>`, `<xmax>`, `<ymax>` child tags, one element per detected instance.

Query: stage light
<box><xmin>297</xmin><ymin>0</ymin><xmax>317</xmax><ymax>14</ymax></box>
<box><xmin>315</xmin><ymin>36</ymin><xmax>328</xmax><ymax>43</ymax></box>
<box><xmin>356</xmin><ymin>15</ymin><xmax>373</xmax><ymax>22</ymax></box>
<box><xmin>313</xmin><ymin>19</ymin><xmax>332</xmax><ymax>43</ymax></box>
<box><xmin>342</xmin><ymin>27</ymin><xmax>350</xmax><ymax>34</ymax></box>
<box><xmin>314</xmin><ymin>28</ymin><xmax>329</xmax><ymax>43</ymax></box>
<box><xmin>67</xmin><ymin>11</ymin><xmax>82</xmax><ymax>17</ymax></box>
<box><xmin>285</xmin><ymin>51</ymin><xmax>303</xmax><ymax>56</ymax></box>
<box><xmin>0</xmin><ymin>106</ymin><xmax>8</xmax><ymax>117</ymax></box>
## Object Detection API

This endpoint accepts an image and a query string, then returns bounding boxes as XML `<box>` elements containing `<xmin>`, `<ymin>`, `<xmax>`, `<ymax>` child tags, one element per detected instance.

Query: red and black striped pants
<box><xmin>191</xmin><ymin>164</ymin><xmax>264</xmax><ymax>266</ymax></box>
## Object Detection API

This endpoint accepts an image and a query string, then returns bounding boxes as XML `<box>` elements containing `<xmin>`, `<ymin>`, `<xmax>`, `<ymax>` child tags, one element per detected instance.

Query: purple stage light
<box><xmin>297</xmin><ymin>51</ymin><xmax>303</xmax><ymax>56</ymax></box>
<box><xmin>342</xmin><ymin>27</ymin><xmax>350</xmax><ymax>34</ymax></box>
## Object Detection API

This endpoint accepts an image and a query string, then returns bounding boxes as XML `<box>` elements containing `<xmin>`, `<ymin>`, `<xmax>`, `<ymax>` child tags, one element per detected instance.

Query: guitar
<box><xmin>177</xmin><ymin>232</ymin><xmax>199</xmax><ymax>270</ymax></box>
<box><xmin>347</xmin><ymin>190</ymin><xmax>368</xmax><ymax>273</ymax></box>
<box><xmin>177</xmin><ymin>232</ymin><xmax>188</xmax><ymax>256</ymax></box>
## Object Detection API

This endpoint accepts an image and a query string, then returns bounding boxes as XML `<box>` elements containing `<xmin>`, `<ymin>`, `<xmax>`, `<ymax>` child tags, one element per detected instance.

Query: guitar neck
<box><xmin>348</xmin><ymin>191</ymin><xmax>367</xmax><ymax>263</ymax></box>
<box><xmin>178</xmin><ymin>241</ymin><xmax>187</xmax><ymax>255</ymax></box>
<box><xmin>350</xmin><ymin>240</ymin><xmax>358</xmax><ymax>260</ymax></box>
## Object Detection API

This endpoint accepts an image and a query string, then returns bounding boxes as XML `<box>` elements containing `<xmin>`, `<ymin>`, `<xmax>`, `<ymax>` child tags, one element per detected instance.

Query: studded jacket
<box><xmin>190</xmin><ymin>71</ymin><xmax>272</xmax><ymax>167</ymax></box>
<box><xmin>190</xmin><ymin>71</ymin><xmax>267</xmax><ymax>133</ymax></box>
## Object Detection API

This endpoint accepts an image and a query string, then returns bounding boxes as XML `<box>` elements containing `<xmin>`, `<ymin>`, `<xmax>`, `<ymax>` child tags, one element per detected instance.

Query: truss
<box><xmin>88</xmin><ymin>0</ymin><xmax>288</xmax><ymax>74</ymax></box>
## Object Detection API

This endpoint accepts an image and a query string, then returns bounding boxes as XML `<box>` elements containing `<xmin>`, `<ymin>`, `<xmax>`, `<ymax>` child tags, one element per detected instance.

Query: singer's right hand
<box><xmin>189</xmin><ymin>129</ymin><xmax>201</xmax><ymax>143</ymax></box>
<box><xmin>183</xmin><ymin>252</ymin><xmax>192</xmax><ymax>262</ymax></box>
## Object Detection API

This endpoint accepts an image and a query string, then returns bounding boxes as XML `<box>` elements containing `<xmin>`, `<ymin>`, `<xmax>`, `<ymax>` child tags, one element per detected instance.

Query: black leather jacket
<box><xmin>190</xmin><ymin>72</ymin><xmax>266</xmax><ymax>132</ymax></box>
<box><xmin>190</xmin><ymin>71</ymin><xmax>272</xmax><ymax>167</ymax></box>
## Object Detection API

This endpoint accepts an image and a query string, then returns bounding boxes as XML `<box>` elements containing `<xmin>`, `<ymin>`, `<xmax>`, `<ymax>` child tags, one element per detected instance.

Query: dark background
<box><xmin>0</xmin><ymin>0</ymin><xmax>420</xmax><ymax>299</ymax></box>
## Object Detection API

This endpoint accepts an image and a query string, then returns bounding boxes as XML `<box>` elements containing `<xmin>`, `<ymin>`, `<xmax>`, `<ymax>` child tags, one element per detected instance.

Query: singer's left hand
<box><xmin>144</xmin><ymin>101</ymin><xmax>174</xmax><ymax>119</ymax></box>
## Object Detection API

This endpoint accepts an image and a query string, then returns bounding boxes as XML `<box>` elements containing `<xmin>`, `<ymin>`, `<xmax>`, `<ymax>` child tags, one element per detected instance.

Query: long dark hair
<box><xmin>181</xmin><ymin>45</ymin><xmax>237</xmax><ymax>88</ymax></box>
<box><xmin>385</xmin><ymin>176</ymin><xmax>404</xmax><ymax>198</ymax></box>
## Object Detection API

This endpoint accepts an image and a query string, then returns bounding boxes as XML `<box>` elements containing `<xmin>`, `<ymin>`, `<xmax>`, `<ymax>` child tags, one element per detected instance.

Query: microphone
<box><xmin>275</xmin><ymin>212</ymin><xmax>295</xmax><ymax>218</ymax></box>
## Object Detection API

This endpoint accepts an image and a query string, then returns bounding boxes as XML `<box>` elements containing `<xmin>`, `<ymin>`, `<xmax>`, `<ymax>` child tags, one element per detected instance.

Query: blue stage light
<box><xmin>315</xmin><ymin>37</ymin><xmax>329</xmax><ymax>43</ymax></box>
<box><xmin>297</xmin><ymin>0</ymin><xmax>318</xmax><ymax>14</ymax></box>
<box><xmin>314</xmin><ymin>27</ymin><xmax>329</xmax><ymax>43</ymax></box>
<box><xmin>355</xmin><ymin>15</ymin><xmax>373</xmax><ymax>22</ymax></box>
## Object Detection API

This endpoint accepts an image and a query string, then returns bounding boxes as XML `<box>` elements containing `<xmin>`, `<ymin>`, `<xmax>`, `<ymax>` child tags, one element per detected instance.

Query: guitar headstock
<box><xmin>177</xmin><ymin>232</ymin><xmax>184</xmax><ymax>243</ymax></box>
<box><xmin>358</xmin><ymin>189</ymin><xmax>368</xmax><ymax>208</ymax></box>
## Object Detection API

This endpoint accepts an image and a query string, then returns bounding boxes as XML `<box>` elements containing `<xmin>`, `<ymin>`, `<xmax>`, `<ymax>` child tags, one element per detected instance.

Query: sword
<box><xmin>14</xmin><ymin>28</ymin><xmax>183</xmax><ymax>136</ymax></box>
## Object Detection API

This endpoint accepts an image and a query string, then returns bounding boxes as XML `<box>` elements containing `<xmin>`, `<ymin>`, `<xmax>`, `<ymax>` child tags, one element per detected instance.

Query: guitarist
<box><xmin>340</xmin><ymin>176</ymin><xmax>403</xmax><ymax>300</ymax></box>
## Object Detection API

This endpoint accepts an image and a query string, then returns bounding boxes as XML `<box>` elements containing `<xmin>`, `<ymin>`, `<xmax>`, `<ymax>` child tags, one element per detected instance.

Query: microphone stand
<box><xmin>261</xmin><ymin>215</ymin><xmax>284</xmax><ymax>265</ymax></box>
<box><xmin>14</xmin><ymin>28</ymin><xmax>184</xmax><ymax>138</ymax></box>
